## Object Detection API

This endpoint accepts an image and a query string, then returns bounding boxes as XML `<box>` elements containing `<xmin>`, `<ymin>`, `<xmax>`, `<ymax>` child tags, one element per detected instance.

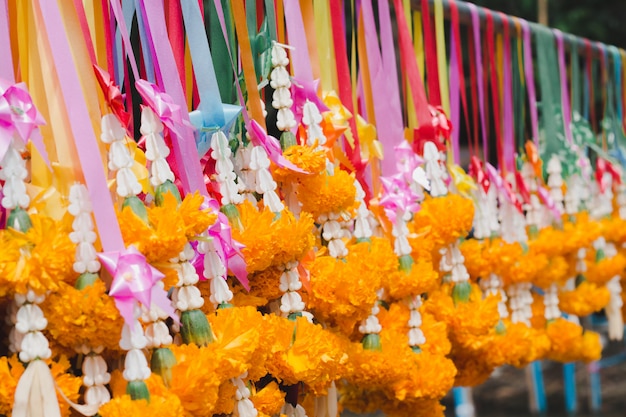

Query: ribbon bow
<box><xmin>247</xmin><ymin>119</ymin><xmax>308</xmax><ymax>174</ymax></box>
<box><xmin>136</xmin><ymin>79</ymin><xmax>192</xmax><ymax>137</ymax></box>
<box><xmin>395</xmin><ymin>141</ymin><xmax>422</xmax><ymax>184</ymax></box>
<box><xmin>0</xmin><ymin>81</ymin><xmax>46</xmax><ymax>161</ymax></box>
<box><xmin>486</xmin><ymin>163</ymin><xmax>523</xmax><ymax>213</ymax></box>
<box><xmin>412</xmin><ymin>105</ymin><xmax>452</xmax><ymax>155</ymax></box>
<box><xmin>379</xmin><ymin>175</ymin><xmax>420</xmax><ymax>224</ymax></box>
<box><xmin>93</xmin><ymin>66</ymin><xmax>131</xmax><ymax>128</ymax></box>
<box><xmin>192</xmin><ymin>197</ymin><xmax>249</xmax><ymax>290</ymax></box>
<box><xmin>291</xmin><ymin>77</ymin><xmax>329</xmax><ymax>129</ymax></box>
<box><xmin>98</xmin><ymin>246</ymin><xmax>176</xmax><ymax>327</ymax></box>
<box><xmin>189</xmin><ymin>103</ymin><xmax>242</xmax><ymax>158</ymax></box>
<box><xmin>469</xmin><ymin>156</ymin><xmax>490</xmax><ymax>193</ymax></box>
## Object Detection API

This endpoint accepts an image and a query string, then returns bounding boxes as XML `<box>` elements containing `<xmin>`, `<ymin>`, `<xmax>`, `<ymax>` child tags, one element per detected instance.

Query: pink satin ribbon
<box><xmin>468</xmin><ymin>4</ymin><xmax>488</xmax><ymax>161</ymax></box>
<box><xmin>522</xmin><ymin>21</ymin><xmax>540</xmax><ymax>145</ymax></box>
<box><xmin>99</xmin><ymin>246</ymin><xmax>177</xmax><ymax>326</ymax></box>
<box><xmin>37</xmin><ymin>0</ymin><xmax>125</xmax><ymax>251</ymax></box>
<box><xmin>360</xmin><ymin>0</ymin><xmax>404</xmax><ymax>175</ymax></box>
<box><xmin>0</xmin><ymin>0</ymin><xmax>14</xmax><ymax>82</ymax></box>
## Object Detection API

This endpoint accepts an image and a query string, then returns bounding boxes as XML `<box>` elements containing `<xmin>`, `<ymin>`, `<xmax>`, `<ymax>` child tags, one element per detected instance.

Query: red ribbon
<box><xmin>486</xmin><ymin>11</ymin><xmax>503</xmax><ymax>170</ymax></box>
<box><xmin>421</xmin><ymin>0</ymin><xmax>440</xmax><ymax>106</ymax></box>
<box><xmin>469</xmin><ymin>155</ymin><xmax>490</xmax><ymax>193</ymax></box>
<box><xmin>94</xmin><ymin>66</ymin><xmax>131</xmax><ymax>128</ymax></box>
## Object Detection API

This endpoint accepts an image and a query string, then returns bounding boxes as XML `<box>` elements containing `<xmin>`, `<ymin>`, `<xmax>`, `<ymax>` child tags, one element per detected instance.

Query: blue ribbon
<box><xmin>180</xmin><ymin>0</ymin><xmax>241</xmax><ymax>157</ymax></box>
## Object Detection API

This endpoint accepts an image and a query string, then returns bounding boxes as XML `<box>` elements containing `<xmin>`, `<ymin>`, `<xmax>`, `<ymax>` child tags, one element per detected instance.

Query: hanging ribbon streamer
<box><xmin>523</xmin><ymin>20</ymin><xmax>540</xmax><ymax>146</ymax></box>
<box><xmin>554</xmin><ymin>29</ymin><xmax>574</xmax><ymax>144</ymax></box>
<box><xmin>468</xmin><ymin>4</ymin><xmax>488</xmax><ymax>161</ymax></box>
<box><xmin>360</xmin><ymin>0</ymin><xmax>404</xmax><ymax>175</ymax></box>
<box><xmin>138</xmin><ymin>0</ymin><xmax>207</xmax><ymax>194</ymax></box>
<box><xmin>328</xmin><ymin>0</ymin><xmax>368</xmax><ymax>199</ymax></box>
<box><xmin>485</xmin><ymin>11</ymin><xmax>503</xmax><ymax>169</ymax></box>
<box><xmin>283</xmin><ymin>0</ymin><xmax>328</xmax><ymax>129</ymax></box>
<box><xmin>535</xmin><ymin>26</ymin><xmax>563</xmax><ymax>162</ymax></box>
<box><xmin>449</xmin><ymin>0</ymin><xmax>470</xmax><ymax>165</ymax></box>
<box><xmin>421</xmin><ymin>0</ymin><xmax>440</xmax><ymax>106</ymax></box>
<box><xmin>36</xmin><ymin>0</ymin><xmax>123</xmax><ymax>251</ymax></box>
<box><xmin>180</xmin><ymin>0</ymin><xmax>241</xmax><ymax>157</ymax></box>
<box><xmin>501</xmin><ymin>13</ymin><xmax>515</xmax><ymax>172</ymax></box>
<box><xmin>434</xmin><ymin>0</ymin><xmax>449</xmax><ymax>116</ymax></box>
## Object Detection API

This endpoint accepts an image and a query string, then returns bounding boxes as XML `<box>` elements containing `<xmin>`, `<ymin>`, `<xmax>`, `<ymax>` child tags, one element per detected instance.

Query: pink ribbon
<box><xmin>0</xmin><ymin>0</ymin><xmax>13</xmax><ymax>82</ymax></box>
<box><xmin>379</xmin><ymin>175</ymin><xmax>420</xmax><ymax>224</ymax></box>
<box><xmin>360</xmin><ymin>0</ymin><xmax>404</xmax><ymax>176</ymax></box>
<box><xmin>395</xmin><ymin>141</ymin><xmax>422</xmax><ymax>184</ymax></box>
<box><xmin>37</xmin><ymin>0</ymin><xmax>125</xmax><ymax>250</ymax></box>
<box><xmin>290</xmin><ymin>77</ymin><xmax>329</xmax><ymax>129</ymax></box>
<box><xmin>486</xmin><ymin>163</ymin><xmax>522</xmax><ymax>212</ymax></box>
<box><xmin>190</xmin><ymin>197</ymin><xmax>249</xmax><ymax>290</ymax></box>
<box><xmin>469</xmin><ymin>4</ymin><xmax>488</xmax><ymax>161</ymax></box>
<box><xmin>0</xmin><ymin>82</ymin><xmax>47</xmax><ymax>162</ymax></box>
<box><xmin>247</xmin><ymin>119</ymin><xmax>308</xmax><ymax>174</ymax></box>
<box><xmin>99</xmin><ymin>246</ymin><xmax>177</xmax><ymax>327</ymax></box>
<box><xmin>469</xmin><ymin>156</ymin><xmax>490</xmax><ymax>193</ymax></box>
<box><xmin>501</xmin><ymin>13</ymin><xmax>515</xmax><ymax>173</ymax></box>
<box><xmin>537</xmin><ymin>185</ymin><xmax>562</xmax><ymax>219</ymax></box>
<box><xmin>522</xmin><ymin>21</ymin><xmax>540</xmax><ymax>145</ymax></box>
<box><xmin>138</xmin><ymin>0</ymin><xmax>206</xmax><ymax>196</ymax></box>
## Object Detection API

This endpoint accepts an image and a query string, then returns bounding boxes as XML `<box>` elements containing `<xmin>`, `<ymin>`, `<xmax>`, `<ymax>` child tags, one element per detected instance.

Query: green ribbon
<box><xmin>535</xmin><ymin>27</ymin><xmax>565</xmax><ymax>170</ymax></box>
<box><xmin>512</xmin><ymin>35</ymin><xmax>525</xmax><ymax>151</ymax></box>
<box><xmin>208</xmin><ymin>0</ymin><xmax>236</xmax><ymax>103</ymax></box>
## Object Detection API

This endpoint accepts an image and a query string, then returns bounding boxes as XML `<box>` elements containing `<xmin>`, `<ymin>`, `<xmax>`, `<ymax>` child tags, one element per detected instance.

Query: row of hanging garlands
<box><xmin>1</xmin><ymin>0</ymin><xmax>626</xmax><ymax>416</ymax></box>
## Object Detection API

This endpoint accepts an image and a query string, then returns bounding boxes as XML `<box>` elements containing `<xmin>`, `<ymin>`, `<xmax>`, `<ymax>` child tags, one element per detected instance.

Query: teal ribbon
<box><xmin>535</xmin><ymin>27</ymin><xmax>565</xmax><ymax>167</ymax></box>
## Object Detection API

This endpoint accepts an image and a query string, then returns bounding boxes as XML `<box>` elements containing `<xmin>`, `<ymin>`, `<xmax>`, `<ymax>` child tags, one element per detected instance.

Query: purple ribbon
<box><xmin>99</xmin><ymin>246</ymin><xmax>177</xmax><ymax>326</ymax></box>
<box><xmin>537</xmin><ymin>185</ymin><xmax>563</xmax><ymax>219</ymax></box>
<box><xmin>554</xmin><ymin>29</ymin><xmax>573</xmax><ymax>144</ymax></box>
<box><xmin>523</xmin><ymin>21</ymin><xmax>540</xmax><ymax>146</ymax></box>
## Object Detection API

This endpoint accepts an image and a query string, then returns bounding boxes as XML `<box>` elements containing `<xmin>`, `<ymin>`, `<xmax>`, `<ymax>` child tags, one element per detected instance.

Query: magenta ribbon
<box><xmin>360</xmin><ymin>0</ymin><xmax>404</xmax><ymax>176</ymax></box>
<box><xmin>523</xmin><ymin>21</ymin><xmax>540</xmax><ymax>146</ymax></box>
<box><xmin>37</xmin><ymin>0</ymin><xmax>125</xmax><ymax>251</ymax></box>
<box><xmin>537</xmin><ymin>185</ymin><xmax>562</xmax><ymax>219</ymax></box>
<box><xmin>0</xmin><ymin>0</ymin><xmax>13</xmax><ymax>82</ymax></box>
<box><xmin>486</xmin><ymin>163</ymin><xmax>522</xmax><ymax>212</ymax></box>
<box><xmin>468</xmin><ymin>4</ymin><xmax>488</xmax><ymax>161</ymax></box>
<box><xmin>137</xmin><ymin>0</ymin><xmax>206</xmax><ymax>196</ymax></box>
<box><xmin>190</xmin><ymin>197</ymin><xmax>249</xmax><ymax>290</ymax></box>
<box><xmin>449</xmin><ymin>27</ymin><xmax>460</xmax><ymax>165</ymax></box>
<box><xmin>0</xmin><ymin>82</ymin><xmax>46</xmax><ymax>161</ymax></box>
<box><xmin>99</xmin><ymin>246</ymin><xmax>177</xmax><ymax>326</ymax></box>
<box><xmin>136</xmin><ymin>79</ymin><xmax>192</xmax><ymax>139</ymax></box>
<box><xmin>501</xmin><ymin>16</ymin><xmax>515</xmax><ymax>173</ymax></box>
<box><xmin>379</xmin><ymin>175</ymin><xmax>420</xmax><ymax>224</ymax></box>
<box><xmin>554</xmin><ymin>29</ymin><xmax>573</xmax><ymax>144</ymax></box>
<box><xmin>247</xmin><ymin>120</ymin><xmax>308</xmax><ymax>173</ymax></box>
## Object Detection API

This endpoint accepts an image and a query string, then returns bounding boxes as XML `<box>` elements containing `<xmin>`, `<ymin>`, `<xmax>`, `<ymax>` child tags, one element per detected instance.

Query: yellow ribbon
<box><xmin>314</xmin><ymin>0</ymin><xmax>337</xmax><ymax>92</ymax></box>
<box><xmin>434</xmin><ymin>0</ymin><xmax>449</xmax><ymax>116</ymax></box>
